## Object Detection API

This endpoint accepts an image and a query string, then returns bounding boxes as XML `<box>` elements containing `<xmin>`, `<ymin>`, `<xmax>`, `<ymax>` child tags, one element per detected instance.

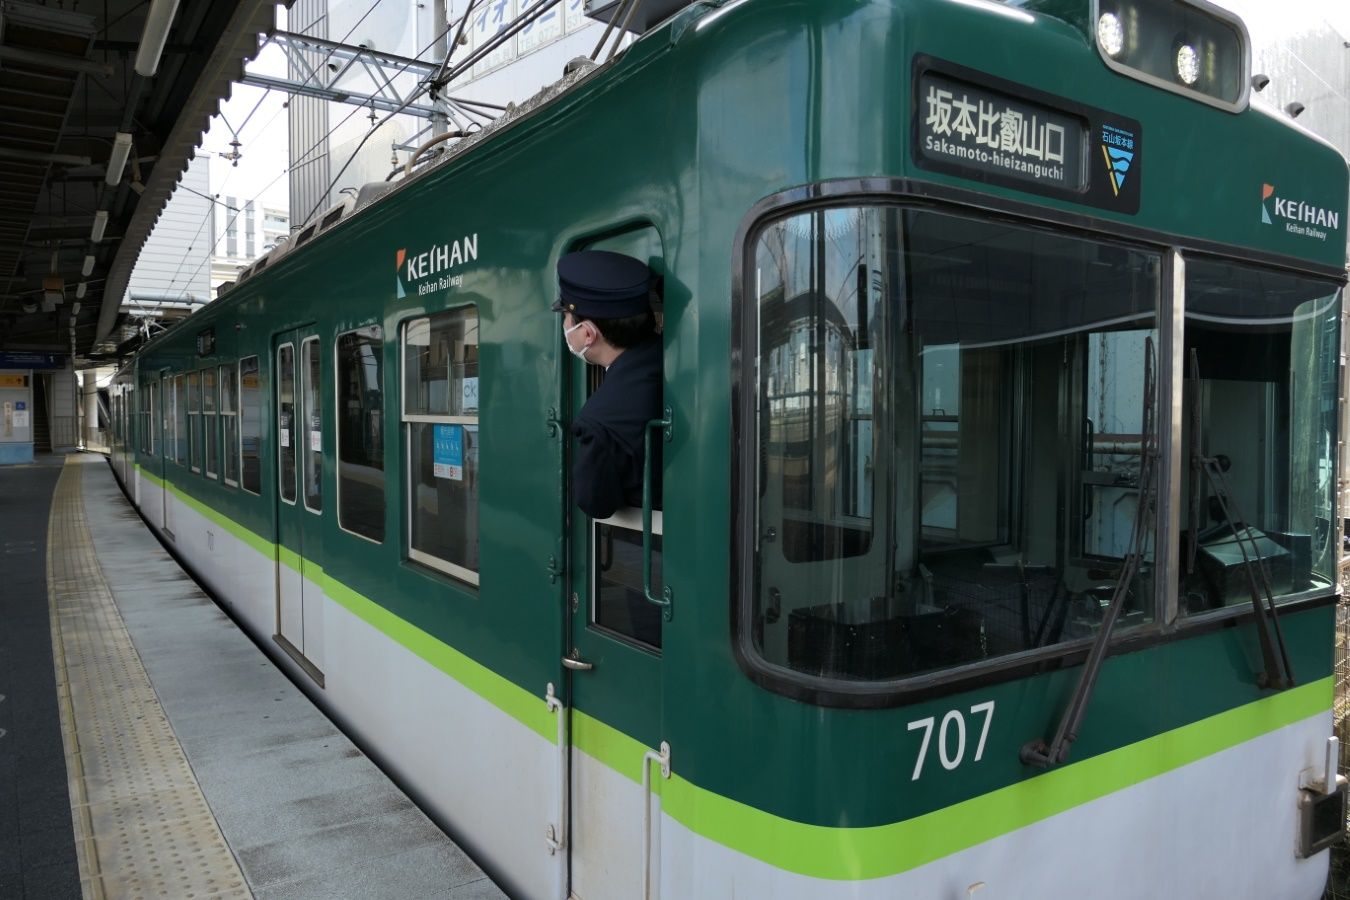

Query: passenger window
<box><xmin>221</xmin><ymin>363</ymin><xmax>239</xmax><ymax>487</ymax></box>
<box><xmin>745</xmin><ymin>206</ymin><xmax>1160</xmax><ymax>685</ymax></box>
<box><xmin>203</xmin><ymin>367</ymin><xmax>218</xmax><ymax>479</ymax></box>
<box><xmin>239</xmin><ymin>357</ymin><xmax>262</xmax><ymax>495</ymax></box>
<box><xmin>337</xmin><ymin>326</ymin><xmax>385</xmax><ymax>542</ymax></box>
<box><xmin>175</xmin><ymin>375</ymin><xmax>188</xmax><ymax>465</ymax></box>
<box><xmin>142</xmin><ymin>381</ymin><xmax>156</xmax><ymax>455</ymax></box>
<box><xmin>403</xmin><ymin>309</ymin><xmax>479</xmax><ymax>584</ymax></box>
<box><xmin>188</xmin><ymin>371</ymin><xmax>201</xmax><ymax>472</ymax></box>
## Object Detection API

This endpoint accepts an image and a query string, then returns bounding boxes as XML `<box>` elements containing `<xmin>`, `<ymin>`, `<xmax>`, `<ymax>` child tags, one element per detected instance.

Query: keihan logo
<box><xmin>1099</xmin><ymin>124</ymin><xmax>1135</xmax><ymax>197</ymax></box>
<box><xmin>1260</xmin><ymin>184</ymin><xmax>1339</xmax><ymax>232</ymax></box>
<box><xmin>395</xmin><ymin>234</ymin><xmax>479</xmax><ymax>299</ymax></box>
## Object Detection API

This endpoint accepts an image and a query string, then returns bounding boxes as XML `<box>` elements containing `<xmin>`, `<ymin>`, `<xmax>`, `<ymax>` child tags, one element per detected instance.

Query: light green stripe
<box><xmin>573</xmin><ymin>710</ymin><xmax>664</xmax><ymax>796</ymax></box>
<box><xmin>318</xmin><ymin>573</ymin><xmax>554</xmax><ymax>741</ymax></box>
<box><xmin>661</xmin><ymin>677</ymin><xmax>1331</xmax><ymax>880</ymax></box>
<box><xmin>137</xmin><ymin>464</ymin><xmax>553</xmax><ymax>742</ymax></box>
<box><xmin>133</xmin><ymin>464</ymin><xmax>1330</xmax><ymax>880</ymax></box>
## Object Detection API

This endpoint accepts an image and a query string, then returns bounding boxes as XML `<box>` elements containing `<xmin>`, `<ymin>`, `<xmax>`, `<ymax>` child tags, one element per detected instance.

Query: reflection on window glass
<box><xmin>404</xmin><ymin>309</ymin><xmax>480</xmax><ymax>583</ymax></box>
<box><xmin>240</xmin><ymin>357</ymin><xmax>262</xmax><ymax>495</ymax></box>
<box><xmin>203</xmin><ymin>367</ymin><xmax>218</xmax><ymax>478</ymax></box>
<box><xmin>278</xmin><ymin>345</ymin><xmax>296</xmax><ymax>502</ymax></box>
<box><xmin>338</xmin><ymin>326</ymin><xmax>384</xmax><ymax>541</ymax></box>
<box><xmin>188</xmin><ymin>371</ymin><xmax>201</xmax><ymax>472</ymax></box>
<box><xmin>221</xmin><ymin>363</ymin><xmax>239</xmax><ymax>486</ymax></box>
<box><xmin>748</xmin><ymin>206</ymin><xmax>1160</xmax><ymax>684</ymax></box>
<box><xmin>302</xmin><ymin>338</ymin><xmax>322</xmax><ymax>511</ymax></box>
<box><xmin>1180</xmin><ymin>260</ymin><xmax>1342</xmax><ymax>614</ymax></box>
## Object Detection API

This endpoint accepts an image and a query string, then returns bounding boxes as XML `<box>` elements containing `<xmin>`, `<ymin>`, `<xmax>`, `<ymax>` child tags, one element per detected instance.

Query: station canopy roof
<box><xmin>0</xmin><ymin>0</ymin><xmax>283</xmax><ymax>362</ymax></box>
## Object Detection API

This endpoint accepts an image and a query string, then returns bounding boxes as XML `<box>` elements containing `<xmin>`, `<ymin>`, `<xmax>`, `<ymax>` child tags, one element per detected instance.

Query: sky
<box><xmin>200</xmin><ymin>9</ymin><xmax>292</xmax><ymax>220</ymax></box>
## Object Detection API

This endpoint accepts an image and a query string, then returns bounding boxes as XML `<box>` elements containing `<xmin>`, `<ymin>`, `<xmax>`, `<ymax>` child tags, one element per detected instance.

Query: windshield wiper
<box><xmin>1021</xmin><ymin>337</ymin><xmax>1157</xmax><ymax>769</ymax></box>
<box><xmin>1186</xmin><ymin>351</ymin><xmax>1293</xmax><ymax>691</ymax></box>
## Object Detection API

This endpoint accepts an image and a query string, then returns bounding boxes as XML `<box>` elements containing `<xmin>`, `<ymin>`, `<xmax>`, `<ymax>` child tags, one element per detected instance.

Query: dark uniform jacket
<box><xmin>571</xmin><ymin>336</ymin><xmax>663</xmax><ymax>519</ymax></box>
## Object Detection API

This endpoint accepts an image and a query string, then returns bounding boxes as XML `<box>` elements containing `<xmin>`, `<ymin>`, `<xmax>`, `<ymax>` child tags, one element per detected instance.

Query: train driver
<box><xmin>553</xmin><ymin>250</ymin><xmax>663</xmax><ymax>520</ymax></box>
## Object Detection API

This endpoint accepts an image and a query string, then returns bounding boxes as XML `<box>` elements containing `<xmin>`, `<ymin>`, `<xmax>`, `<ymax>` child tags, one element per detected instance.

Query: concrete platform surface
<box><xmin>33</xmin><ymin>454</ymin><xmax>506</xmax><ymax>900</ymax></box>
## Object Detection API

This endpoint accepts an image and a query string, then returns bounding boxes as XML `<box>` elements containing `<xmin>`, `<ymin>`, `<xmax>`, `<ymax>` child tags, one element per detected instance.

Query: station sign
<box><xmin>0</xmin><ymin>351</ymin><xmax>64</xmax><ymax>369</ymax></box>
<box><xmin>914</xmin><ymin>59</ymin><xmax>1142</xmax><ymax>215</ymax></box>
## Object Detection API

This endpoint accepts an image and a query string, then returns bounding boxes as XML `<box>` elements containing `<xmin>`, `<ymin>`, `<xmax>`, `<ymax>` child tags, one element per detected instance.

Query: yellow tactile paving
<box><xmin>47</xmin><ymin>456</ymin><xmax>252</xmax><ymax>900</ymax></box>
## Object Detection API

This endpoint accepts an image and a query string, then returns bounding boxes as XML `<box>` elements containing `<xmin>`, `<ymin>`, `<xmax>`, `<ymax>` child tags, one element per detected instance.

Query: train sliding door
<box><xmin>564</xmin><ymin>227</ymin><xmax>666</xmax><ymax>900</ymax></box>
<box><xmin>273</xmin><ymin>327</ymin><xmax>326</xmax><ymax>684</ymax></box>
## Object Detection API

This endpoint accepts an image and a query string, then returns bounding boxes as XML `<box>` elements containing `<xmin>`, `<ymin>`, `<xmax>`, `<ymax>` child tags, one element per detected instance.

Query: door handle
<box><xmin>562</xmin><ymin>651</ymin><xmax>594</xmax><ymax>671</ymax></box>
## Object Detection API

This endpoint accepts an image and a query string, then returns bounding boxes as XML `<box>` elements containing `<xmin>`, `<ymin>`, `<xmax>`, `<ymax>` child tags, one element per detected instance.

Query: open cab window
<box><xmin>1179</xmin><ymin>258</ymin><xmax>1342</xmax><ymax>615</ymax></box>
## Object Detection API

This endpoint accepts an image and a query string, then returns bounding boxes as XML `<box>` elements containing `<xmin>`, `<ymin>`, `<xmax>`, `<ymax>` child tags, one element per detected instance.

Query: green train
<box><xmin>108</xmin><ymin>0</ymin><xmax>1349</xmax><ymax>895</ymax></box>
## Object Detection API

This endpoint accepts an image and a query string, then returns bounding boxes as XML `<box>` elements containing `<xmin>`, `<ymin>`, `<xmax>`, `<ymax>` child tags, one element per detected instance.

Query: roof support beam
<box><xmin>0</xmin><ymin>44</ymin><xmax>113</xmax><ymax>77</ymax></box>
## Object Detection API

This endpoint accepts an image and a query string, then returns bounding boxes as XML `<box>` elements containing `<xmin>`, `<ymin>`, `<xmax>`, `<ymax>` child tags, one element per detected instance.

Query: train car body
<box><xmin>108</xmin><ymin>0</ymin><xmax>1350</xmax><ymax>896</ymax></box>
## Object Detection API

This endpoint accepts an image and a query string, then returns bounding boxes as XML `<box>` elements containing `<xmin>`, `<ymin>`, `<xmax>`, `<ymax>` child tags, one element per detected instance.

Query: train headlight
<box><xmin>1096</xmin><ymin>12</ymin><xmax>1125</xmax><ymax>58</ymax></box>
<box><xmin>1093</xmin><ymin>0</ymin><xmax>1249</xmax><ymax>110</ymax></box>
<box><xmin>1175</xmin><ymin>43</ymin><xmax>1200</xmax><ymax>85</ymax></box>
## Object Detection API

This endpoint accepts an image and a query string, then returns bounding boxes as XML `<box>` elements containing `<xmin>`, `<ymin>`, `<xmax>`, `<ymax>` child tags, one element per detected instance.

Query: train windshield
<box><xmin>747</xmin><ymin>206</ymin><xmax>1162</xmax><ymax>683</ymax></box>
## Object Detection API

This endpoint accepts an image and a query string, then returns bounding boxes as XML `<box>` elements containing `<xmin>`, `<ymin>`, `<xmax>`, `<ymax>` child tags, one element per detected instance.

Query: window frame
<box><xmin>730</xmin><ymin>186</ymin><xmax>1182</xmax><ymax>708</ymax></box>
<box><xmin>730</xmin><ymin>182</ymin><xmax>1347</xmax><ymax>709</ymax></box>
<box><xmin>400</xmin><ymin>308</ymin><xmax>481</xmax><ymax>586</ymax></box>
<box><xmin>335</xmin><ymin>325</ymin><xmax>385</xmax><ymax>545</ymax></box>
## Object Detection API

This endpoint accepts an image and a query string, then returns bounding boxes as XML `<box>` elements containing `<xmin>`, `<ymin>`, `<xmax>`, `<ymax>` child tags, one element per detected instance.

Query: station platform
<box><xmin>0</xmin><ymin>453</ymin><xmax>505</xmax><ymax>900</ymax></box>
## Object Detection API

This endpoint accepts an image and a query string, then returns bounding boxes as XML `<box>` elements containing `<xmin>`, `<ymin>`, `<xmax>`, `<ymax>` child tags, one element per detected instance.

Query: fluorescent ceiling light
<box><xmin>106</xmin><ymin>132</ymin><xmax>134</xmax><ymax>186</ymax></box>
<box><xmin>82</xmin><ymin>254</ymin><xmax>95</xmax><ymax>276</ymax></box>
<box><xmin>76</xmin><ymin>283</ymin><xmax>87</xmax><ymax>300</ymax></box>
<box><xmin>90</xmin><ymin>210</ymin><xmax>108</xmax><ymax>243</ymax></box>
<box><xmin>134</xmin><ymin>0</ymin><xmax>182</xmax><ymax>77</ymax></box>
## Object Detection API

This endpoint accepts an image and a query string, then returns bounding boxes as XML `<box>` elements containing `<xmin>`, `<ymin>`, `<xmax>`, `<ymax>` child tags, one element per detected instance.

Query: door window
<box><xmin>278</xmin><ymin>344</ymin><xmax>297</xmax><ymax>503</ymax></box>
<box><xmin>301</xmin><ymin>337</ymin><xmax>322</xmax><ymax>512</ymax></box>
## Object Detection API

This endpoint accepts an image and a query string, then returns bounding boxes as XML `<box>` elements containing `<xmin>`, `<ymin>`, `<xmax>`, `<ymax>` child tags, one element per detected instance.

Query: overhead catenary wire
<box><xmin>158</xmin><ymin>0</ymin><xmax>452</xmax><ymax>307</ymax></box>
<box><xmin>311</xmin><ymin>0</ymin><xmax>578</xmax><ymax>222</ymax></box>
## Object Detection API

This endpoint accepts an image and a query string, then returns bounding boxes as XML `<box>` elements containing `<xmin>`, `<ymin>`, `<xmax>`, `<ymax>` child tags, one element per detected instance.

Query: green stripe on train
<box><xmin>659</xmin><ymin>677</ymin><xmax>1329</xmax><ymax>879</ymax></box>
<box><xmin>133</xmin><ymin>462</ymin><xmax>1332</xmax><ymax>880</ymax></box>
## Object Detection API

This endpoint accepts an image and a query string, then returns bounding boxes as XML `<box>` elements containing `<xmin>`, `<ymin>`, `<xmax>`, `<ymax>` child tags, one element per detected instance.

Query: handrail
<box><xmin>641</xmin><ymin>741</ymin><xmax>671</xmax><ymax>900</ymax></box>
<box><xmin>642</xmin><ymin>408</ymin><xmax>673</xmax><ymax>620</ymax></box>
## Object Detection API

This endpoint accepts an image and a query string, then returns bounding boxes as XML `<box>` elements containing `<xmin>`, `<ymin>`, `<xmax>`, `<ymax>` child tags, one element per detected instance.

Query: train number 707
<box><xmin>906</xmin><ymin>702</ymin><xmax>996</xmax><ymax>781</ymax></box>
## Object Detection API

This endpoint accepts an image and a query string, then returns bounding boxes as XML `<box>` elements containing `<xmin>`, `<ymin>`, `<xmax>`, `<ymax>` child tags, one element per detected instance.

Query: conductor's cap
<box><xmin>552</xmin><ymin>250</ymin><xmax>652</xmax><ymax>319</ymax></box>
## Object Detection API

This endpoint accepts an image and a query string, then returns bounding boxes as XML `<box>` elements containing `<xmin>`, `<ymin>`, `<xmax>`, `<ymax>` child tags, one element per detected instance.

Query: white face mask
<box><xmin>564</xmin><ymin>320</ymin><xmax>593</xmax><ymax>362</ymax></box>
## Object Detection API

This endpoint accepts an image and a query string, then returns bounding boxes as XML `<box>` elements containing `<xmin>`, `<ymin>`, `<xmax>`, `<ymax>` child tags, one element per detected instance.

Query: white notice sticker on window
<box><xmin>462</xmin><ymin>377</ymin><xmax>479</xmax><ymax>412</ymax></box>
<box><xmin>310</xmin><ymin>431</ymin><xmax>322</xmax><ymax>452</ymax></box>
<box><xmin>280</xmin><ymin>429</ymin><xmax>290</xmax><ymax>448</ymax></box>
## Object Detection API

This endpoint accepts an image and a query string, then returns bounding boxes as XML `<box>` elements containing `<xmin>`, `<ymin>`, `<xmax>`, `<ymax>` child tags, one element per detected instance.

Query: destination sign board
<box><xmin>918</xmin><ymin>72</ymin><xmax>1085</xmax><ymax>192</ymax></box>
<box><xmin>914</xmin><ymin>60</ymin><xmax>1142</xmax><ymax>215</ymax></box>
